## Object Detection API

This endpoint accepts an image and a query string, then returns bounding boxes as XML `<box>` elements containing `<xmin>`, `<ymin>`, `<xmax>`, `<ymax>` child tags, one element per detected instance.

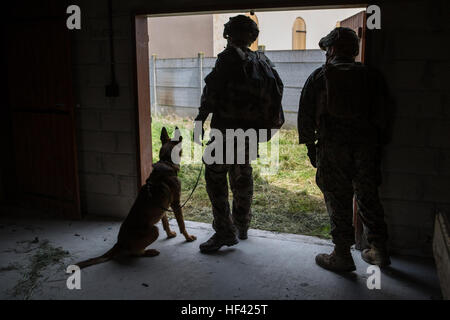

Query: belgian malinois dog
<box><xmin>75</xmin><ymin>127</ymin><xmax>196</xmax><ymax>269</ymax></box>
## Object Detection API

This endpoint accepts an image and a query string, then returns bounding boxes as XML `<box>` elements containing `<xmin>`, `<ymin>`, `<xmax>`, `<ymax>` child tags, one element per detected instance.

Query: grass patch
<box><xmin>12</xmin><ymin>240</ymin><xmax>69</xmax><ymax>300</ymax></box>
<box><xmin>151</xmin><ymin>114</ymin><xmax>329</xmax><ymax>238</ymax></box>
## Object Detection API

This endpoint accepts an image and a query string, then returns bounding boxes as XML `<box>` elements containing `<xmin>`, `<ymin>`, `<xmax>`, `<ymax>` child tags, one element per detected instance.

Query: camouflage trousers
<box><xmin>205</xmin><ymin>163</ymin><xmax>254</xmax><ymax>237</ymax></box>
<box><xmin>316</xmin><ymin>139</ymin><xmax>388</xmax><ymax>248</ymax></box>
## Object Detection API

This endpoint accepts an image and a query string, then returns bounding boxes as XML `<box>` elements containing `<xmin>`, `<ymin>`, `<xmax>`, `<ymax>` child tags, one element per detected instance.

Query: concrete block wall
<box><xmin>374</xmin><ymin>0</ymin><xmax>450</xmax><ymax>256</ymax></box>
<box><xmin>72</xmin><ymin>2</ymin><xmax>138</xmax><ymax>217</ymax></box>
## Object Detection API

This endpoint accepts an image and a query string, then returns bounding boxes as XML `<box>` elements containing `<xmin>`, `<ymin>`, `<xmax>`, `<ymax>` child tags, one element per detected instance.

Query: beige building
<box><xmin>148</xmin><ymin>8</ymin><xmax>364</xmax><ymax>58</ymax></box>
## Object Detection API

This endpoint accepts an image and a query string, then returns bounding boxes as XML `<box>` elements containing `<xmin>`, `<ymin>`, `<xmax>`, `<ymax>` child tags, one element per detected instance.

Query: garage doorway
<box><xmin>134</xmin><ymin>5</ymin><xmax>367</xmax><ymax>239</ymax></box>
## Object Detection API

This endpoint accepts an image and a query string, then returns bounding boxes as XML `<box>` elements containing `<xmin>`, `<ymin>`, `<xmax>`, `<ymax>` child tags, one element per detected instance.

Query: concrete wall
<box><xmin>0</xmin><ymin>170</ymin><xmax>3</xmax><ymax>203</ymax></box>
<box><xmin>148</xmin><ymin>15</ymin><xmax>214</xmax><ymax>58</ymax></box>
<box><xmin>372</xmin><ymin>0</ymin><xmax>450</xmax><ymax>257</ymax></box>
<box><xmin>71</xmin><ymin>0</ymin><xmax>450</xmax><ymax>257</ymax></box>
<box><xmin>151</xmin><ymin>50</ymin><xmax>326</xmax><ymax>126</ymax></box>
<box><xmin>433</xmin><ymin>212</ymin><xmax>450</xmax><ymax>299</ymax></box>
<box><xmin>72</xmin><ymin>5</ymin><xmax>138</xmax><ymax>217</ymax></box>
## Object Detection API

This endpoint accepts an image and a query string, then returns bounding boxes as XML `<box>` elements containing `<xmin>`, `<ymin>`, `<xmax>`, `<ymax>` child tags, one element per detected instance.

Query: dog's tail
<box><xmin>75</xmin><ymin>244</ymin><xmax>120</xmax><ymax>269</ymax></box>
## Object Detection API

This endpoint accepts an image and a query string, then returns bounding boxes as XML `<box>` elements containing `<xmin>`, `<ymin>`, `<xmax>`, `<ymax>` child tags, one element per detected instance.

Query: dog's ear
<box><xmin>160</xmin><ymin>127</ymin><xmax>170</xmax><ymax>144</ymax></box>
<box><xmin>173</xmin><ymin>126</ymin><xmax>183</xmax><ymax>142</ymax></box>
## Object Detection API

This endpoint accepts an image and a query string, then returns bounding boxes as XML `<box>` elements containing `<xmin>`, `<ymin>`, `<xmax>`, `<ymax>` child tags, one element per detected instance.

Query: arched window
<box><xmin>246</xmin><ymin>12</ymin><xmax>259</xmax><ymax>51</ymax></box>
<box><xmin>292</xmin><ymin>17</ymin><xmax>306</xmax><ymax>50</ymax></box>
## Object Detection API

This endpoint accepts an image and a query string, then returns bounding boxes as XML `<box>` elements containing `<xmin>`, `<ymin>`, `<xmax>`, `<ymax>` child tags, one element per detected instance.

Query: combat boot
<box><xmin>361</xmin><ymin>244</ymin><xmax>391</xmax><ymax>267</ymax></box>
<box><xmin>315</xmin><ymin>245</ymin><xmax>356</xmax><ymax>272</ymax></box>
<box><xmin>237</xmin><ymin>228</ymin><xmax>248</xmax><ymax>240</ymax></box>
<box><xmin>199</xmin><ymin>233</ymin><xmax>238</xmax><ymax>253</ymax></box>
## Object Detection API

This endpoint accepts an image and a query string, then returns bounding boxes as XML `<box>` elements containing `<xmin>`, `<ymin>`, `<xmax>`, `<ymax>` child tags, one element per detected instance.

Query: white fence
<box><xmin>150</xmin><ymin>50</ymin><xmax>326</xmax><ymax>127</ymax></box>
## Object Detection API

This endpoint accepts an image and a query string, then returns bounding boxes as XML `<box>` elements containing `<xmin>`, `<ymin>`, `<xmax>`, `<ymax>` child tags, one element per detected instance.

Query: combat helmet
<box><xmin>223</xmin><ymin>15</ymin><xmax>259</xmax><ymax>47</ymax></box>
<box><xmin>319</xmin><ymin>27</ymin><xmax>360</xmax><ymax>57</ymax></box>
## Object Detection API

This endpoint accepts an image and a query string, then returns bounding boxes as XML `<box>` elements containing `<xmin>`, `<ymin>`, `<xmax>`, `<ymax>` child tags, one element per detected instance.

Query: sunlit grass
<box><xmin>151</xmin><ymin>114</ymin><xmax>329</xmax><ymax>238</ymax></box>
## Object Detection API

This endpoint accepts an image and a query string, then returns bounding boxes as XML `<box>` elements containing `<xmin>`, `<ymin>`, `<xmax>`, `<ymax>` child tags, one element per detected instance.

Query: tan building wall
<box><xmin>149</xmin><ymin>8</ymin><xmax>364</xmax><ymax>58</ymax></box>
<box><xmin>228</xmin><ymin>8</ymin><xmax>364</xmax><ymax>50</ymax></box>
<box><xmin>148</xmin><ymin>15</ymin><xmax>214</xmax><ymax>58</ymax></box>
<box><xmin>212</xmin><ymin>13</ymin><xmax>242</xmax><ymax>56</ymax></box>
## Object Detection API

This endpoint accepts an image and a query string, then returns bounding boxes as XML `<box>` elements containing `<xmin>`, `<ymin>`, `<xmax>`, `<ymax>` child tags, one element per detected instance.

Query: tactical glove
<box><xmin>193</xmin><ymin>121</ymin><xmax>205</xmax><ymax>146</ymax></box>
<box><xmin>306</xmin><ymin>143</ymin><xmax>317</xmax><ymax>168</ymax></box>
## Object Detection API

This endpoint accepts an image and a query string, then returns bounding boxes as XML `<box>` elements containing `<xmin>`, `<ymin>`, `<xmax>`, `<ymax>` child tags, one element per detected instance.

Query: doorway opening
<box><xmin>134</xmin><ymin>5</ymin><xmax>367</xmax><ymax>239</ymax></box>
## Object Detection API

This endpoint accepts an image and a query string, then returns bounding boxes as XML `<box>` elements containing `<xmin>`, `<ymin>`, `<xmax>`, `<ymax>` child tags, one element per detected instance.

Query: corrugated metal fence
<box><xmin>150</xmin><ymin>50</ymin><xmax>325</xmax><ymax>127</ymax></box>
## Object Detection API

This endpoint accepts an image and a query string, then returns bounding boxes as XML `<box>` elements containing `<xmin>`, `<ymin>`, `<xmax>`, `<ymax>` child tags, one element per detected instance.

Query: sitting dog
<box><xmin>75</xmin><ymin>127</ymin><xmax>196</xmax><ymax>269</ymax></box>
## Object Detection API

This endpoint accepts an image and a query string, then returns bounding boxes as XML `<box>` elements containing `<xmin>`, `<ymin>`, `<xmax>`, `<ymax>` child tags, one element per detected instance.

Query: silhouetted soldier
<box><xmin>298</xmin><ymin>27</ymin><xmax>392</xmax><ymax>271</ymax></box>
<box><xmin>194</xmin><ymin>15</ymin><xmax>283</xmax><ymax>253</ymax></box>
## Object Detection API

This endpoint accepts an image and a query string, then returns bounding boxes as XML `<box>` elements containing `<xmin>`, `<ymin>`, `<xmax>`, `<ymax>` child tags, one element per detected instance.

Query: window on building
<box><xmin>292</xmin><ymin>17</ymin><xmax>306</xmax><ymax>50</ymax></box>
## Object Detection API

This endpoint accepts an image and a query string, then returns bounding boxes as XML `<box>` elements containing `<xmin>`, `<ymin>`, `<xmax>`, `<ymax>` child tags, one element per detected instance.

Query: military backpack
<box><xmin>212</xmin><ymin>49</ymin><xmax>285</xmax><ymax>142</ymax></box>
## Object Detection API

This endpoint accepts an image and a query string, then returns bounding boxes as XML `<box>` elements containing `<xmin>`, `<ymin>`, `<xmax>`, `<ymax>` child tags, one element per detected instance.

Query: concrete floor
<box><xmin>0</xmin><ymin>217</ymin><xmax>442</xmax><ymax>300</ymax></box>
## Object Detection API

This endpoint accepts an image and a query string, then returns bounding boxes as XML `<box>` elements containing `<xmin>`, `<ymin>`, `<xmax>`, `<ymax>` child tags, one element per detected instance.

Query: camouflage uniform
<box><xmin>205</xmin><ymin>161</ymin><xmax>253</xmax><ymax>237</ymax></box>
<box><xmin>196</xmin><ymin>46</ymin><xmax>261</xmax><ymax>238</ymax></box>
<box><xmin>298</xmin><ymin>57</ymin><xmax>392</xmax><ymax>249</ymax></box>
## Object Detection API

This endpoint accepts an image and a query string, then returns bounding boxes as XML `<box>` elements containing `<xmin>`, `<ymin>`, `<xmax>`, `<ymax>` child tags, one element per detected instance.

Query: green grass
<box><xmin>151</xmin><ymin>114</ymin><xmax>330</xmax><ymax>239</ymax></box>
<box><xmin>12</xmin><ymin>239</ymin><xmax>69</xmax><ymax>300</ymax></box>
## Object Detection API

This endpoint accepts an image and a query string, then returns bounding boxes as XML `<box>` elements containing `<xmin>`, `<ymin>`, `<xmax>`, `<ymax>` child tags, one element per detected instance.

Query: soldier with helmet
<box><xmin>194</xmin><ymin>15</ymin><xmax>283</xmax><ymax>253</ymax></box>
<box><xmin>298</xmin><ymin>27</ymin><xmax>392</xmax><ymax>271</ymax></box>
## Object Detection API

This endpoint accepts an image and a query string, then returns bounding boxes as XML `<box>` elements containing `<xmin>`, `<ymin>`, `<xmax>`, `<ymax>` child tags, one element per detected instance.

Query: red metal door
<box><xmin>6</xmin><ymin>16</ymin><xmax>80</xmax><ymax>218</ymax></box>
<box><xmin>340</xmin><ymin>10</ymin><xmax>367</xmax><ymax>63</ymax></box>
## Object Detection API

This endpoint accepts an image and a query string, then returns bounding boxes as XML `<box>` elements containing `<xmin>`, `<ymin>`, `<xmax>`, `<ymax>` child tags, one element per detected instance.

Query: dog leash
<box><xmin>161</xmin><ymin>162</ymin><xmax>204</xmax><ymax>213</ymax></box>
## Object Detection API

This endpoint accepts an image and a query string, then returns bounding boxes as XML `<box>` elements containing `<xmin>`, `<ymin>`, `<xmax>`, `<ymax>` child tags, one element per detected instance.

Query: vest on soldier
<box><xmin>319</xmin><ymin>62</ymin><xmax>379</xmax><ymax>143</ymax></box>
<box><xmin>323</xmin><ymin>62</ymin><xmax>370</xmax><ymax>120</ymax></box>
<box><xmin>208</xmin><ymin>48</ymin><xmax>284</xmax><ymax>142</ymax></box>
